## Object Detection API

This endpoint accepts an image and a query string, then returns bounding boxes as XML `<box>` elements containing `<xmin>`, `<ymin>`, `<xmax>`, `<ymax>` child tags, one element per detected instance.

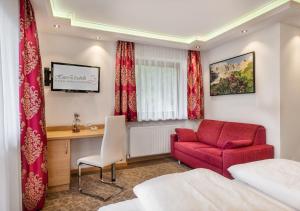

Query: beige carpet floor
<box><xmin>43</xmin><ymin>158</ymin><xmax>190</xmax><ymax>211</ymax></box>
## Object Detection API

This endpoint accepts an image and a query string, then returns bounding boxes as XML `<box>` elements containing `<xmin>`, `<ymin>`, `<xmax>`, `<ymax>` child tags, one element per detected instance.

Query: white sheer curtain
<box><xmin>135</xmin><ymin>44</ymin><xmax>188</xmax><ymax>121</ymax></box>
<box><xmin>0</xmin><ymin>0</ymin><xmax>22</xmax><ymax>210</ymax></box>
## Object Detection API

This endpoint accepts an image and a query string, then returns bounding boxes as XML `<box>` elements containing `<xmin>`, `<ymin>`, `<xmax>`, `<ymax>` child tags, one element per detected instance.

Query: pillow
<box><xmin>228</xmin><ymin>159</ymin><xmax>300</xmax><ymax>210</ymax></box>
<box><xmin>222</xmin><ymin>139</ymin><xmax>252</xmax><ymax>149</ymax></box>
<box><xmin>175</xmin><ymin>128</ymin><xmax>197</xmax><ymax>142</ymax></box>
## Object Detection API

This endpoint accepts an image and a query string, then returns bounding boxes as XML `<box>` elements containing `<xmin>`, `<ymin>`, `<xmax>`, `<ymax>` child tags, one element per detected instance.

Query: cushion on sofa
<box><xmin>217</xmin><ymin>122</ymin><xmax>260</xmax><ymax>148</ymax></box>
<box><xmin>197</xmin><ymin>120</ymin><xmax>225</xmax><ymax>147</ymax></box>
<box><xmin>175</xmin><ymin>128</ymin><xmax>197</xmax><ymax>142</ymax></box>
<box><xmin>222</xmin><ymin>139</ymin><xmax>252</xmax><ymax>149</ymax></box>
<box><xmin>199</xmin><ymin>147</ymin><xmax>223</xmax><ymax>156</ymax></box>
<box><xmin>174</xmin><ymin>142</ymin><xmax>212</xmax><ymax>155</ymax></box>
<box><xmin>174</xmin><ymin>142</ymin><xmax>222</xmax><ymax>168</ymax></box>
<box><xmin>192</xmin><ymin>148</ymin><xmax>223</xmax><ymax>168</ymax></box>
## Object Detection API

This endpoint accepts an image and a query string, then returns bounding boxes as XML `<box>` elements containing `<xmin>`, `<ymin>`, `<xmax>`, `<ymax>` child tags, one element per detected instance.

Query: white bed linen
<box><xmin>133</xmin><ymin>169</ymin><xmax>293</xmax><ymax>211</ymax></box>
<box><xmin>228</xmin><ymin>159</ymin><xmax>300</xmax><ymax>210</ymax></box>
<box><xmin>99</xmin><ymin>198</ymin><xmax>142</xmax><ymax>211</ymax></box>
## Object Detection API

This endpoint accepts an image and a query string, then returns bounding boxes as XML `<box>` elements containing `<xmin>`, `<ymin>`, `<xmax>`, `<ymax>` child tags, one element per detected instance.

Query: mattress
<box><xmin>99</xmin><ymin>168</ymin><xmax>293</xmax><ymax>211</ymax></box>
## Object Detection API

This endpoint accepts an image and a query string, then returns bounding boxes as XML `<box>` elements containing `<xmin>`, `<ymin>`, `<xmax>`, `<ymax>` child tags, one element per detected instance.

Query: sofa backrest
<box><xmin>216</xmin><ymin>122</ymin><xmax>266</xmax><ymax>148</ymax></box>
<box><xmin>197</xmin><ymin>120</ymin><xmax>266</xmax><ymax>148</ymax></box>
<box><xmin>252</xmin><ymin>126</ymin><xmax>267</xmax><ymax>145</ymax></box>
<box><xmin>197</xmin><ymin>120</ymin><xmax>225</xmax><ymax>147</ymax></box>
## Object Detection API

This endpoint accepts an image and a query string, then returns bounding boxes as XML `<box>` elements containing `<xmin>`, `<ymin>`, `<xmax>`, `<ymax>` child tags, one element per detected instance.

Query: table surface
<box><xmin>47</xmin><ymin>128</ymin><xmax>104</xmax><ymax>140</ymax></box>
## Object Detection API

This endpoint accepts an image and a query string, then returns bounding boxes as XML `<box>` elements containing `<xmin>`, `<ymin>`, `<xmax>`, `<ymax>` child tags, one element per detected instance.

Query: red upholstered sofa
<box><xmin>171</xmin><ymin>119</ymin><xmax>274</xmax><ymax>178</ymax></box>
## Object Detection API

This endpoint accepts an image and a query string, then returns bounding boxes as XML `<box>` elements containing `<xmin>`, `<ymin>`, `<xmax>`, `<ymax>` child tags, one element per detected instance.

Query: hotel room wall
<box><xmin>280</xmin><ymin>24</ymin><xmax>300</xmax><ymax>161</ymax></box>
<box><xmin>39</xmin><ymin>33</ymin><xmax>116</xmax><ymax>126</ymax></box>
<box><xmin>39</xmin><ymin>33</ymin><xmax>198</xmax><ymax>168</ymax></box>
<box><xmin>202</xmin><ymin>24</ymin><xmax>281</xmax><ymax>157</ymax></box>
<box><xmin>39</xmin><ymin>33</ymin><xmax>116</xmax><ymax>168</ymax></box>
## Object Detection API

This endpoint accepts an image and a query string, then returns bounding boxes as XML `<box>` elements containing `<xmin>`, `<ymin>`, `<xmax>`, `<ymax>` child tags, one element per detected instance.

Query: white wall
<box><xmin>39</xmin><ymin>33</ymin><xmax>116</xmax><ymax>168</ymax></box>
<box><xmin>39</xmin><ymin>33</ymin><xmax>116</xmax><ymax>126</ymax></box>
<box><xmin>280</xmin><ymin>24</ymin><xmax>300</xmax><ymax>161</ymax></box>
<box><xmin>202</xmin><ymin>24</ymin><xmax>281</xmax><ymax>157</ymax></box>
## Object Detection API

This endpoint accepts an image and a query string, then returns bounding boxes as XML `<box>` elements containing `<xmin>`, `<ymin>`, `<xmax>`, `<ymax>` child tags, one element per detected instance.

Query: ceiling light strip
<box><xmin>71</xmin><ymin>17</ymin><xmax>195</xmax><ymax>44</ymax></box>
<box><xmin>50</xmin><ymin>0</ymin><xmax>72</xmax><ymax>19</ymax></box>
<box><xmin>200</xmin><ymin>0</ymin><xmax>290</xmax><ymax>41</ymax></box>
<box><xmin>50</xmin><ymin>0</ymin><xmax>194</xmax><ymax>44</ymax></box>
<box><xmin>50</xmin><ymin>0</ymin><xmax>297</xmax><ymax>43</ymax></box>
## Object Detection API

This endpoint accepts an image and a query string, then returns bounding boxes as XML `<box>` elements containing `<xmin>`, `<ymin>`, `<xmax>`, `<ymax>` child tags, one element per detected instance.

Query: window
<box><xmin>135</xmin><ymin>44</ymin><xmax>187</xmax><ymax>121</ymax></box>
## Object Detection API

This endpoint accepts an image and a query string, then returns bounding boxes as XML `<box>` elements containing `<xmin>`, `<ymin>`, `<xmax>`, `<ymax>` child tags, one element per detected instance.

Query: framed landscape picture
<box><xmin>210</xmin><ymin>52</ymin><xmax>255</xmax><ymax>96</ymax></box>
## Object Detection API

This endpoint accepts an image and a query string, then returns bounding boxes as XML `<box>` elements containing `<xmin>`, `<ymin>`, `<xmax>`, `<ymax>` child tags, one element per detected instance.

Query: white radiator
<box><xmin>128</xmin><ymin>125</ymin><xmax>177</xmax><ymax>158</ymax></box>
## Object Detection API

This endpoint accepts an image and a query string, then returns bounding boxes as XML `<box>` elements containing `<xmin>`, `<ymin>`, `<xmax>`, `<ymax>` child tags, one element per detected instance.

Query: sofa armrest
<box><xmin>170</xmin><ymin>134</ymin><xmax>178</xmax><ymax>156</ymax></box>
<box><xmin>223</xmin><ymin>144</ymin><xmax>274</xmax><ymax>178</ymax></box>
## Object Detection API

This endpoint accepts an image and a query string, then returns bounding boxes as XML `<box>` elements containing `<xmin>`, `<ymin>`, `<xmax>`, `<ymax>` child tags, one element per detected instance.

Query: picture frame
<box><xmin>51</xmin><ymin>62</ymin><xmax>100</xmax><ymax>93</ymax></box>
<box><xmin>209</xmin><ymin>52</ymin><xmax>255</xmax><ymax>96</ymax></box>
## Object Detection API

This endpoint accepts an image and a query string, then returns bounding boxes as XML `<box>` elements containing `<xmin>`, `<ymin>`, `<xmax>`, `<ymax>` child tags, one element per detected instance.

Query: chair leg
<box><xmin>78</xmin><ymin>163</ymin><xmax>82</xmax><ymax>192</ymax></box>
<box><xmin>99</xmin><ymin>167</ymin><xmax>103</xmax><ymax>180</ymax></box>
<box><xmin>78</xmin><ymin>163</ymin><xmax>123</xmax><ymax>201</ymax></box>
<box><xmin>111</xmin><ymin>163</ymin><xmax>116</xmax><ymax>182</ymax></box>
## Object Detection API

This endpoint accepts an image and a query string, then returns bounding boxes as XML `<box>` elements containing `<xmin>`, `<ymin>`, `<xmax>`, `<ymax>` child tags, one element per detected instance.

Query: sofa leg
<box><xmin>178</xmin><ymin>160</ymin><xmax>181</xmax><ymax>165</ymax></box>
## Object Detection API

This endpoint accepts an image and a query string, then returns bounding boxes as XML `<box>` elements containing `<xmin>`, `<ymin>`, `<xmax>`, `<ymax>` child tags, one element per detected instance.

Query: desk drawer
<box><xmin>48</xmin><ymin>139</ymin><xmax>70</xmax><ymax>187</ymax></box>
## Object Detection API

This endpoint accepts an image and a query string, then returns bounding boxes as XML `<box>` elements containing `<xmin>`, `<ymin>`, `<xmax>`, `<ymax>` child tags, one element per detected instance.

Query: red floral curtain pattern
<box><xmin>187</xmin><ymin>50</ymin><xmax>204</xmax><ymax>120</ymax></box>
<box><xmin>19</xmin><ymin>0</ymin><xmax>47</xmax><ymax>210</ymax></box>
<box><xmin>114</xmin><ymin>41</ymin><xmax>137</xmax><ymax>121</ymax></box>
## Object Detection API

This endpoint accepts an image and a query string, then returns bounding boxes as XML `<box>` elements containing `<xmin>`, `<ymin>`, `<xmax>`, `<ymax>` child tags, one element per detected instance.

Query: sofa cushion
<box><xmin>197</xmin><ymin>120</ymin><xmax>225</xmax><ymax>147</ymax></box>
<box><xmin>222</xmin><ymin>139</ymin><xmax>252</xmax><ymax>149</ymax></box>
<box><xmin>217</xmin><ymin>122</ymin><xmax>260</xmax><ymax>148</ymax></box>
<box><xmin>175</xmin><ymin>128</ymin><xmax>197</xmax><ymax>142</ymax></box>
<box><xmin>192</xmin><ymin>148</ymin><xmax>223</xmax><ymax>169</ymax></box>
<box><xmin>199</xmin><ymin>147</ymin><xmax>223</xmax><ymax>156</ymax></box>
<box><xmin>174</xmin><ymin>142</ymin><xmax>222</xmax><ymax>168</ymax></box>
<box><xmin>174</xmin><ymin>142</ymin><xmax>212</xmax><ymax>155</ymax></box>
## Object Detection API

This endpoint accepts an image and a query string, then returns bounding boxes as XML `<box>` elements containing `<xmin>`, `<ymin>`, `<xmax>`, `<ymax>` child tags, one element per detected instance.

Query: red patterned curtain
<box><xmin>187</xmin><ymin>50</ymin><xmax>204</xmax><ymax>120</ymax></box>
<box><xmin>114</xmin><ymin>41</ymin><xmax>137</xmax><ymax>121</ymax></box>
<box><xmin>19</xmin><ymin>0</ymin><xmax>47</xmax><ymax>210</ymax></box>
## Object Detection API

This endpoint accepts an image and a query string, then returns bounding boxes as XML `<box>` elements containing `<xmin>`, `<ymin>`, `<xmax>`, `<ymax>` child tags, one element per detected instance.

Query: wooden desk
<box><xmin>47</xmin><ymin>127</ymin><xmax>104</xmax><ymax>192</ymax></box>
<box><xmin>47</xmin><ymin>128</ymin><xmax>104</xmax><ymax>140</ymax></box>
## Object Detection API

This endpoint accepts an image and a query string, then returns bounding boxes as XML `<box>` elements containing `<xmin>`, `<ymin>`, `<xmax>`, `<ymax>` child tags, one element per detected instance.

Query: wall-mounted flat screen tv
<box><xmin>51</xmin><ymin>62</ymin><xmax>100</xmax><ymax>93</ymax></box>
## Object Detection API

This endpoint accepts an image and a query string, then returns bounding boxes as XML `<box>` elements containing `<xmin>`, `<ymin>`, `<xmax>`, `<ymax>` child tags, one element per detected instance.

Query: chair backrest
<box><xmin>100</xmin><ymin>115</ymin><xmax>127</xmax><ymax>167</ymax></box>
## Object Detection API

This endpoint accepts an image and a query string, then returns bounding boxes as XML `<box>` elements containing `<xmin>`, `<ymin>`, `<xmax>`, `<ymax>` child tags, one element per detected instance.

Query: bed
<box><xmin>99</xmin><ymin>199</ymin><xmax>142</xmax><ymax>211</ymax></box>
<box><xmin>99</xmin><ymin>159</ymin><xmax>300</xmax><ymax>211</ymax></box>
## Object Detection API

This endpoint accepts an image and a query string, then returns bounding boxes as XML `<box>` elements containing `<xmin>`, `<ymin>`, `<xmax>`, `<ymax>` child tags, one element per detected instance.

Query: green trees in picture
<box><xmin>210</xmin><ymin>52</ymin><xmax>255</xmax><ymax>96</ymax></box>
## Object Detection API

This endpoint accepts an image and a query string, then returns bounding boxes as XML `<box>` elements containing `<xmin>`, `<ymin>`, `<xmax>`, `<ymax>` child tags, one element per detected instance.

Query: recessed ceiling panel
<box><xmin>53</xmin><ymin>0</ymin><xmax>273</xmax><ymax>37</ymax></box>
<box><xmin>32</xmin><ymin>0</ymin><xmax>300</xmax><ymax>48</ymax></box>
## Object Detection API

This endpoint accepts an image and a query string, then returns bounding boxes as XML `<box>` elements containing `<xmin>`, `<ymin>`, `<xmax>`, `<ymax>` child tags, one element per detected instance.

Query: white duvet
<box><xmin>133</xmin><ymin>169</ymin><xmax>293</xmax><ymax>211</ymax></box>
<box><xmin>99</xmin><ymin>199</ymin><xmax>142</xmax><ymax>211</ymax></box>
<box><xmin>229</xmin><ymin>159</ymin><xmax>300</xmax><ymax>210</ymax></box>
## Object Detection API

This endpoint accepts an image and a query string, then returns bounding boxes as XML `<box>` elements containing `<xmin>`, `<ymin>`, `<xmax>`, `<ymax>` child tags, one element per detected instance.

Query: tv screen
<box><xmin>51</xmin><ymin>62</ymin><xmax>100</xmax><ymax>93</ymax></box>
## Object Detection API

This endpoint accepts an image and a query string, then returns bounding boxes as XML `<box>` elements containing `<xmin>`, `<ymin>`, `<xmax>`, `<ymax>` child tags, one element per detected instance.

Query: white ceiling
<box><xmin>32</xmin><ymin>0</ymin><xmax>300</xmax><ymax>50</ymax></box>
<box><xmin>52</xmin><ymin>0</ymin><xmax>272</xmax><ymax>37</ymax></box>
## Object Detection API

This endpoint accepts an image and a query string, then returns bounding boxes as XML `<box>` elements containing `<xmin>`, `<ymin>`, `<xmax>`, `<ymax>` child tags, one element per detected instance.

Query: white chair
<box><xmin>77</xmin><ymin>115</ymin><xmax>127</xmax><ymax>201</ymax></box>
